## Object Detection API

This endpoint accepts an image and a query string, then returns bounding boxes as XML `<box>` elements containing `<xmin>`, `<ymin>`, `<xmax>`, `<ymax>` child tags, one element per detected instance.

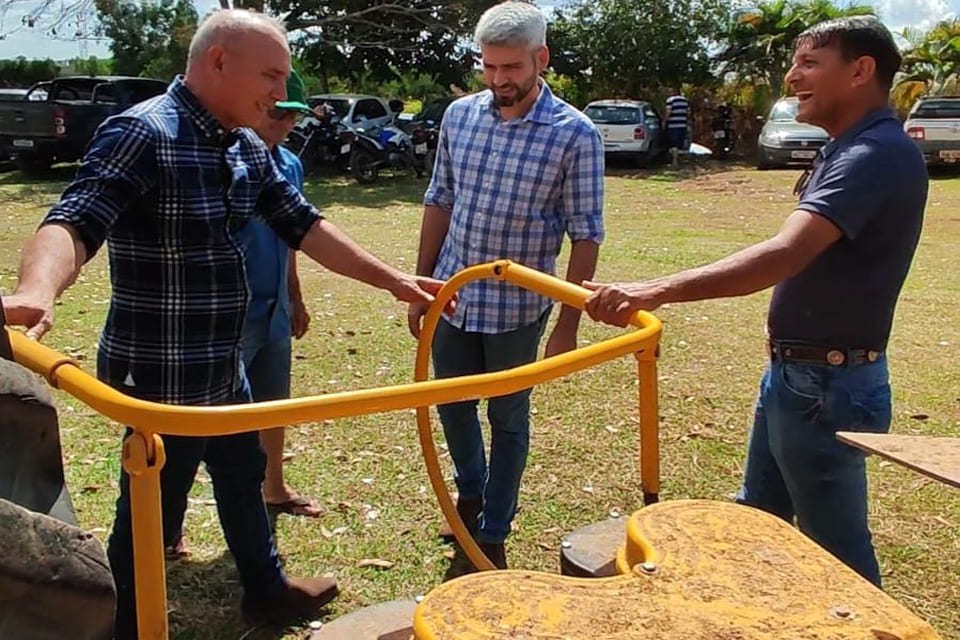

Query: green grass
<box><xmin>1</xmin><ymin>161</ymin><xmax>958</xmax><ymax>640</ymax></box>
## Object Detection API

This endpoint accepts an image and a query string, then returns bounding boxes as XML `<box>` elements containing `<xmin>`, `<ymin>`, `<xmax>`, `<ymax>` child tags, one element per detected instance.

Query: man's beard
<box><xmin>492</xmin><ymin>75</ymin><xmax>537</xmax><ymax>107</ymax></box>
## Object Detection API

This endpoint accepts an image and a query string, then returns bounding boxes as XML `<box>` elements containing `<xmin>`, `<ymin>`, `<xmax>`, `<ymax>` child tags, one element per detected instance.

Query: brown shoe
<box><xmin>438</xmin><ymin>495</ymin><xmax>483</xmax><ymax>540</ymax></box>
<box><xmin>478</xmin><ymin>541</ymin><xmax>507</xmax><ymax>570</ymax></box>
<box><xmin>241</xmin><ymin>576</ymin><xmax>339</xmax><ymax>624</ymax></box>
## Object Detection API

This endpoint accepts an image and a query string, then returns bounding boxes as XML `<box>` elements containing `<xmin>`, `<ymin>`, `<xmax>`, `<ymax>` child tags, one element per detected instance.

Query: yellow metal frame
<box><xmin>3</xmin><ymin>260</ymin><xmax>661</xmax><ymax>640</ymax></box>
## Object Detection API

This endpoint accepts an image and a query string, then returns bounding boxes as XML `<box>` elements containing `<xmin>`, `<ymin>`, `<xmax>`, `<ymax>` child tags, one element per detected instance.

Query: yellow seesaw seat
<box><xmin>413</xmin><ymin>500</ymin><xmax>941</xmax><ymax>640</ymax></box>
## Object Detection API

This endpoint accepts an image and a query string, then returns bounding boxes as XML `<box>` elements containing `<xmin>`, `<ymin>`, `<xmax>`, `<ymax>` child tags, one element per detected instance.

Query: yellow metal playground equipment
<box><xmin>5</xmin><ymin>261</ymin><xmax>662</xmax><ymax>640</ymax></box>
<box><xmin>6</xmin><ymin>259</ymin><xmax>942</xmax><ymax>640</ymax></box>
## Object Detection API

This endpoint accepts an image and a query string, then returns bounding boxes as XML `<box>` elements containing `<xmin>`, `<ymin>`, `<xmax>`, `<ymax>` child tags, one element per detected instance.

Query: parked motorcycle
<box><xmin>711</xmin><ymin>104</ymin><xmax>735</xmax><ymax>157</ymax></box>
<box><xmin>284</xmin><ymin>108</ymin><xmax>355</xmax><ymax>174</ymax></box>
<box><xmin>349</xmin><ymin>122</ymin><xmax>424</xmax><ymax>184</ymax></box>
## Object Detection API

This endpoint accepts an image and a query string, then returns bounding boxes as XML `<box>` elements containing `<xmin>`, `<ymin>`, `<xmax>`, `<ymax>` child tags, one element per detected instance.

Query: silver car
<box><xmin>756</xmin><ymin>97</ymin><xmax>830</xmax><ymax>169</ymax></box>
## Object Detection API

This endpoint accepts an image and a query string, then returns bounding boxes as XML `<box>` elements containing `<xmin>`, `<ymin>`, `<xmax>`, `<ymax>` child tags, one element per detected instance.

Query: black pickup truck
<box><xmin>0</xmin><ymin>76</ymin><xmax>167</xmax><ymax>175</ymax></box>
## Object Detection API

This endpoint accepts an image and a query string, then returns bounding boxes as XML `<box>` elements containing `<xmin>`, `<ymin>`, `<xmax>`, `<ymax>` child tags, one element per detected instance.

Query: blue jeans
<box><xmin>106</xmin><ymin>383</ymin><xmax>286</xmax><ymax>639</ymax></box>
<box><xmin>432</xmin><ymin>311</ymin><xmax>549</xmax><ymax>544</ymax></box>
<box><xmin>736</xmin><ymin>357</ymin><xmax>892</xmax><ymax>586</ymax></box>
<box><xmin>241</xmin><ymin>315</ymin><xmax>292</xmax><ymax>401</ymax></box>
<box><xmin>667</xmin><ymin>127</ymin><xmax>687</xmax><ymax>150</ymax></box>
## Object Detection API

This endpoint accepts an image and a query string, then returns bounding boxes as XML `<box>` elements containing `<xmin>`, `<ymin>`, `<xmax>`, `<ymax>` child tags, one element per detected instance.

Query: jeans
<box><xmin>736</xmin><ymin>356</ymin><xmax>892</xmax><ymax>586</ymax></box>
<box><xmin>432</xmin><ymin>311</ymin><xmax>549</xmax><ymax>543</ymax></box>
<box><xmin>241</xmin><ymin>313</ymin><xmax>292</xmax><ymax>402</ymax></box>
<box><xmin>667</xmin><ymin>127</ymin><xmax>687</xmax><ymax>150</ymax></box>
<box><xmin>106</xmin><ymin>384</ymin><xmax>286</xmax><ymax>639</ymax></box>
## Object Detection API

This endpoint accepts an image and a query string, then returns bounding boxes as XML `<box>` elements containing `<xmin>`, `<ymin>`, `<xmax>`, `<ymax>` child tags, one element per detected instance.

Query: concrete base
<box><xmin>311</xmin><ymin>599</ymin><xmax>417</xmax><ymax>640</ymax></box>
<box><xmin>559</xmin><ymin>516</ymin><xmax>627</xmax><ymax>578</ymax></box>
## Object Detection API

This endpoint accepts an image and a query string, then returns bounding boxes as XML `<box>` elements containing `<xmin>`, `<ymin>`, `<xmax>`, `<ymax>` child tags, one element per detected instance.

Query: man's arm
<box><xmin>287</xmin><ymin>250</ymin><xmax>310</xmax><ymax>340</ymax></box>
<box><xmin>3</xmin><ymin>224</ymin><xmax>87</xmax><ymax>339</ymax></box>
<box><xmin>584</xmin><ymin>210</ymin><xmax>842</xmax><ymax>326</ymax></box>
<box><xmin>298</xmin><ymin>218</ymin><xmax>447</xmax><ymax>308</ymax></box>
<box><xmin>2</xmin><ymin>116</ymin><xmax>155</xmax><ymax>339</ymax></box>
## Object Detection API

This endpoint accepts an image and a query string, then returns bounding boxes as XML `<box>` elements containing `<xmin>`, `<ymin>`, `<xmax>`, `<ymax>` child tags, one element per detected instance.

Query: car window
<box><xmin>355</xmin><ymin>99</ymin><xmax>388</xmax><ymax>120</ymax></box>
<box><xmin>121</xmin><ymin>81</ymin><xmax>167</xmax><ymax>105</ymax></box>
<box><xmin>51</xmin><ymin>80</ymin><xmax>100</xmax><ymax>101</ymax></box>
<box><xmin>310</xmin><ymin>98</ymin><xmax>350</xmax><ymax>119</ymax></box>
<box><xmin>768</xmin><ymin>100</ymin><xmax>798</xmax><ymax>122</ymax></box>
<box><xmin>584</xmin><ymin>105</ymin><xmax>642</xmax><ymax>125</ymax></box>
<box><xmin>643</xmin><ymin>105</ymin><xmax>661</xmax><ymax>125</ymax></box>
<box><xmin>913</xmin><ymin>99</ymin><xmax>960</xmax><ymax>119</ymax></box>
<box><xmin>93</xmin><ymin>83</ymin><xmax>117</xmax><ymax>104</ymax></box>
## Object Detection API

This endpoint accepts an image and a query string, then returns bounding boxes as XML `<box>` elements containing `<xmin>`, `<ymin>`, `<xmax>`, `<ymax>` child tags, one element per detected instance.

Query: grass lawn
<box><xmin>0</xmin><ymin>161</ymin><xmax>958</xmax><ymax>640</ymax></box>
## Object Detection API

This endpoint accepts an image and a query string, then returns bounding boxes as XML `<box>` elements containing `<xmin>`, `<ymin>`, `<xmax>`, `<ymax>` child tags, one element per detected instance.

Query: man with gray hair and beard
<box><xmin>409</xmin><ymin>0</ymin><xmax>605</xmax><ymax>573</ymax></box>
<box><xmin>2</xmin><ymin>8</ymin><xmax>446</xmax><ymax>637</ymax></box>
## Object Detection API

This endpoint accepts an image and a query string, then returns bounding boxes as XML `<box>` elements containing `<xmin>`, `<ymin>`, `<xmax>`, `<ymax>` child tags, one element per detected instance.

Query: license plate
<box><xmin>414</xmin><ymin>143</ymin><xmax>427</xmax><ymax>154</ymax></box>
<box><xmin>791</xmin><ymin>150</ymin><xmax>817</xmax><ymax>159</ymax></box>
<box><xmin>12</xmin><ymin>139</ymin><xmax>34</xmax><ymax>149</ymax></box>
<box><xmin>939</xmin><ymin>150</ymin><xmax>960</xmax><ymax>162</ymax></box>
<box><xmin>713</xmin><ymin>130</ymin><xmax>725</xmax><ymax>139</ymax></box>
<box><xmin>340</xmin><ymin>143</ymin><xmax>351</xmax><ymax>155</ymax></box>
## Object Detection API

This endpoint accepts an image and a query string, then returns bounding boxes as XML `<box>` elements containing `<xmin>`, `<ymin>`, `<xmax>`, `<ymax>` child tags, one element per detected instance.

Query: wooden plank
<box><xmin>559</xmin><ymin>516</ymin><xmax>627</xmax><ymax>578</ymax></box>
<box><xmin>836</xmin><ymin>432</ymin><xmax>960</xmax><ymax>489</ymax></box>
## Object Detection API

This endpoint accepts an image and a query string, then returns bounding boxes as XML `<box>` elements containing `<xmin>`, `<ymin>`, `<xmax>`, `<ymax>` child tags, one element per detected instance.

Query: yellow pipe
<box><xmin>414</xmin><ymin>261</ymin><xmax>660</xmax><ymax>572</ymax></box>
<box><xmin>4</xmin><ymin>260</ymin><xmax>662</xmax><ymax>639</ymax></box>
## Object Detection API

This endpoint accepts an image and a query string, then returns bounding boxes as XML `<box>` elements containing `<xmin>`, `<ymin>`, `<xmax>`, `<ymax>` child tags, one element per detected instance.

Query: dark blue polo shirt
<box><xmin>768</xmin><ymin>107</ymin><xmax>928</xmax><ymax>349</ymax></box>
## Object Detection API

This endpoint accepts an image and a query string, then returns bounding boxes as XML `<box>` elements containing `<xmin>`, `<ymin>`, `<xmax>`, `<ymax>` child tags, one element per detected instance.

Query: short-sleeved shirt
<box><xmin>424</xmin><ymin>82</ymin><xmax>605</xmax><ymax>333</ymax></box>
<box><xmin>237</xmin><ymin>145</ymin><xmax>304</xmax><ymax>344</ymax></box>
<box><xmin>665</xmin><ymin>95</ymin><xmax>689</xmax><ymax>129</ymax></box>
<box><xmin>44</xmin><ymin>77</ymin><xmax>322</xmax><ymax>405</ymax></box>
<box><xmin>768</xmin><ymin>108</ymin><xmax>928</xmax><ymax>348</ymax></box>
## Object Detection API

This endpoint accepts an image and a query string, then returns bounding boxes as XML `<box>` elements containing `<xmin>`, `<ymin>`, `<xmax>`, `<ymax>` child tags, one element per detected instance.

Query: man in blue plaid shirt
<box><xmin>3</xmin><ymin>10</ymin><xmax>445</xmax><ymax>637</ymax></box>
<box><xmin>409</xmin><ymin>1</ymin><xmax>604</xmax><ymax>572</ymax></box>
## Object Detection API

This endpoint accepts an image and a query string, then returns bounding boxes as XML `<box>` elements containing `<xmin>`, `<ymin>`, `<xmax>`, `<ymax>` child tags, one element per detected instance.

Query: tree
<box><xmin>715</xmin><ymin>0</ymin><xmax>875</xmax><ymax>98</ymax></box>
<box><xmin>898</xmin><ymin>19</ymin><xmax>960</xmax><ymax>96</ymax></box>
<box><xmin>547</xmin><ymin>0</ymin><xmax>730</xmax><ymax>100</ymax></box>
<box><xmin>0</xmin><ymin>56</ymin><xmax>59</xmax><ymax>87</ymax></box>
<box><xmin>94</xmin><ymin>0</ymin><xmax>197</xmax><ymax>80</ymax></box>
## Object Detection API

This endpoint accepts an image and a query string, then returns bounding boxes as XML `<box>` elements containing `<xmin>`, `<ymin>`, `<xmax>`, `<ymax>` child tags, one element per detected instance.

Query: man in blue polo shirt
<box><xmin>584</xmin><ymin>16</ymin><xmax>927</xmax><ymax>587</ymax></box>
<box><xmin>240</xmin><ymin>71</ymin><xmax>322</xmax><ymax>518</ymax></box>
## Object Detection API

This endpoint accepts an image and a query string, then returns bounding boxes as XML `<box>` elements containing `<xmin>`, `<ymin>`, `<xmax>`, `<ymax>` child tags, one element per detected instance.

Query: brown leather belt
<box><xmin>767</xmin><ymin>341</ymin><xmax>883</xmax><ymax>366</ymax></box>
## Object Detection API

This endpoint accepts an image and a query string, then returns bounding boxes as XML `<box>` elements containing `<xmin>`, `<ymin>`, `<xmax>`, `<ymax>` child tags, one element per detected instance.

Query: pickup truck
<box><xmin>0</xmin><ymin>76</ymin><xmax>167</xmax><ymax>175</ymax></box>
<box><xmin>904</xmin><ymin>96</ymin><xmax>960</xmax><ymax>166</ymax></box>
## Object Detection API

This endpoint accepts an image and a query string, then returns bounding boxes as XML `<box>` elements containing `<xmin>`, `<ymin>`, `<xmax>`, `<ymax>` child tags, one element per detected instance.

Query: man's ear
<box><xmin>851</xmin><ymin>55</ymin><xmax>877</xmax><ymax>89</ymax></box>
<box><xmin>209</xmin><ymin>45</ymin><xmax>226</xmax><ymax>74</ymax></box>
<box><xmin>537</xmin><ymin>46</ymin><xmax>550</xmax><ymax>72</ymax></box>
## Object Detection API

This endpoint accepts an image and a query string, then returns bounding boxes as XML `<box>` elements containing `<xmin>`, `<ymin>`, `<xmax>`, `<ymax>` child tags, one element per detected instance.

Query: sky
<box><xmin>0</xmin><ymin>0</ymin><xmax>957</xmax><ymax>62</ymax></box>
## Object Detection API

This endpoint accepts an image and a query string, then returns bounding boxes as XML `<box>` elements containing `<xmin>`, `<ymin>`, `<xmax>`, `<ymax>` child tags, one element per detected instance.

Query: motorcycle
<box><xmin>350</xmin><ymin>115</ymin><xmax>425</xmax><ymax>184</ymax></box>
<box><xmin>284</xmin><ymin>108</ymin><xmax>355</xmax><ymax>174</ymax></box>
<box><xmin>711</xmin><ymin>104</ymin><xmax>735</xmax><ymax>157</ymax></box>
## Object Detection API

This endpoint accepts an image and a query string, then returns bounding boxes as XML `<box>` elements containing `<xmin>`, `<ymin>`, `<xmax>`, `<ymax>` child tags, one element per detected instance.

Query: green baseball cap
<box><xmin>274</xmin><ymin>70</ymin><xmax>314</xmax><ymax>115</ymax></box>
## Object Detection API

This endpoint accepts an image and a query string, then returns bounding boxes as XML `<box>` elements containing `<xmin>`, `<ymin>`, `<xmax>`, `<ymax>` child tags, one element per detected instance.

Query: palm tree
<box><xmin>898</xmin><ymin>19</ymin><xmax>960</xmax><ymax>97</ymax></box>
<box><xmin>716</xmin><ymin>0</ymin><xmax>875</xmax><ymax>98</ymax></box>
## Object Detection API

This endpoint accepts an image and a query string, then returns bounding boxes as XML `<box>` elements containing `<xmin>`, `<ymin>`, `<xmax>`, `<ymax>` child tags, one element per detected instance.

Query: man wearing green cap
<box><xmin>240</xmin><ymin>70</ymin><xmax>320</xmax><ymax>517</ymax></box>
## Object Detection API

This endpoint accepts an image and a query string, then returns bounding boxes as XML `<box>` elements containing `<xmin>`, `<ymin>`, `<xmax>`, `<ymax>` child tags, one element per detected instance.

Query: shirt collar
<box><xmin>168</xmin><ymin>76</ymin><xmax>228</xmax><ymax>140</ymax></box>
<box><xmin>482</xmin><ymin>79</ymin><xmax>556</xmax><ymax>125</ymax></box>
<box><xmin>821</xmin><ymin>107</ymin><xmax>896</xmax><ymax>160</ymax></box>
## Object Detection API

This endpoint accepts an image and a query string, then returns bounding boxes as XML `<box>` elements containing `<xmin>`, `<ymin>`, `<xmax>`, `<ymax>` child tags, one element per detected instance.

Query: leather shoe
<box><xmin>241</xmin><ymin>576</ymin><xmax>339</xmax><ymax>624</ymax></box>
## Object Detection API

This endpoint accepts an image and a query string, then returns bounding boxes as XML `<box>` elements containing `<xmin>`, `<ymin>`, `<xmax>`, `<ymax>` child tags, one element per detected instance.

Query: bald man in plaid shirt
<box><xmin>408</xmin><ymin>1</ymin><xmax>604</xmax><ymax>572</ymax></box>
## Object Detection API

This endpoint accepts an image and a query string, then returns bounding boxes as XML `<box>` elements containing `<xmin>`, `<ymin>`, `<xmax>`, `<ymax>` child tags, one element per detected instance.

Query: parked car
<box><xmin>583</xmin><ymin>99</ymin><xmax>666</xmax><ymax>166</ymax></box>
<box><xmin>756</xmin><ymin>97</ymin><xmax>830</xmax><ymax>170</ymax></box>
<box><xmin>0</xmin><ymin>88</ymin><xmax>28</xmax><ymax>167</ymax></box>
<box><xmin>903</xmin><ymin>96</ymin><xmax>960</xmax><ymax>166</ymax></box>
<box><xmin>0</xmin><ymin>76</ymin><xmax>167</xmax><ymax>175</ymax></box>
<box><xmin>306</xmin><ymin>94</ymin><xmax>397</xmax><ymax>131</ymax></box>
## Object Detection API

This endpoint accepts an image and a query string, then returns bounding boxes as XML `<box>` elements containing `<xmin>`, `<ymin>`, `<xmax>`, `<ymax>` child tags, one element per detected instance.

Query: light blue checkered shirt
<box><xmin>424</xmin><ymin>82</ymin><xmax>605</xmax><ymax>333</ymax></box>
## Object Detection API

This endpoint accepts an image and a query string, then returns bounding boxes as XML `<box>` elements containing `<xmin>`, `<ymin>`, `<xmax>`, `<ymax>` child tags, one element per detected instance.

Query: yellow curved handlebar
<box><xmin>3</xmin><ymin>260</ymin><xmax>662</xmax><ymax>640</ymax></box>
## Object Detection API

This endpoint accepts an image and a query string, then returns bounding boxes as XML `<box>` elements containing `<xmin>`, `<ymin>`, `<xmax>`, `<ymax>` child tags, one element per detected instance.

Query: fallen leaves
<box><xmin>357</xmin><ymin>558</ymin><xmax>394</xmax><ymax>570</ymax></box>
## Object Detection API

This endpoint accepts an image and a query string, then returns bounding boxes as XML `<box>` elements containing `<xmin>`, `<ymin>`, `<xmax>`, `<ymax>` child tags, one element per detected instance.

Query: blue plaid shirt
<box><xmin>424</xmin><ymin>82</ymin><xmax>604</xmax><ymax>333</ymax></box>
<box><xmin>44</xmin><ymin>77</ymin><xmax>321</xmax><ymax>405</ymax></box>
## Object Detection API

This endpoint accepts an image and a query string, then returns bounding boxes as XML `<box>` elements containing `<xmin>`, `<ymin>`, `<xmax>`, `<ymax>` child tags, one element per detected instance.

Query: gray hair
<box><xmin>474</xmin><ymin>1</ymin><xmax>546</xmax><ymax>50</ymax></box>
<box><xmin>187</xmin><ymin>9</ymin><xmax>287</xmax><ymax>66</ymax></box>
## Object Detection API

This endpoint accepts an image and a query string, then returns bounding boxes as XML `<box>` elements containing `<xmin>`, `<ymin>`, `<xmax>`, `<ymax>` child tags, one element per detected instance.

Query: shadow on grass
<box><xmin>0</xmin><ymin>164</ymin><xmax>77</xmax><ymax>201</ymax></box>
<box><xmin>166</xmin><ymin>548</ymin><xmax>330</xmax><ymax>640</ymax></box>
<box><xmin>605</xmin><ymin>156</ymin><xmax>757</xmax><ymax>182</ymax></box>
<box><xmin>926</xmin><ymin>165</ymin><xmax>960</xmax><ymax>181</ymax></box>
<box><xmin>302</xmin><ymin>169</ymin><xmax>428</xmax><ymax>209</ymax></box>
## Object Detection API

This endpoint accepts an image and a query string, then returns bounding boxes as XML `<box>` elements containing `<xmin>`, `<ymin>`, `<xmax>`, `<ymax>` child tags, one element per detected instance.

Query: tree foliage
<box><xmin>94</xmin><ymin>0</ymin><xmax>197</xmax><ymax>80</ymax></box>
<box><xmin>898</xmin><ymin>19</ymin><xmax>960</xmax><ymax>96</ymax></box>
<box><xmin>0</xmin><ymin>56</ymin><xmax>59</xmax><ymax>87</ymax></box>
<box><xmin>715</xmin><ymin>0</ymin><xmax>875</xmax><ymax>98</ymax></box>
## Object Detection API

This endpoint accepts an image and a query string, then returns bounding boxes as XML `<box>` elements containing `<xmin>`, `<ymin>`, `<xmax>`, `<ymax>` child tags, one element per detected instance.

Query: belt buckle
<box><xmin>867</xmin><ymin>350</ymin><xmax>880</xmax><ymax>362</ymax></box>
<box><xmin>826</xmin><ymin>350</ymin><xmax>846</xmax><ymax>366</ymax></box>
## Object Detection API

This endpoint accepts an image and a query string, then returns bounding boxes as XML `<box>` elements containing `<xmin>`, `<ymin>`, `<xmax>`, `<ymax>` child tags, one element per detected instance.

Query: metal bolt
<box><xmin>414</xmin><ymin>595</ymin><xmax>426</xmax><ymax>604</ymax></box>
<box><xmin>831</xmin><ymin>605</ymin><xmax>854</xmax><ymax>620</ymax></box>
<box><xmin>561</xmin><ymin>540</ymin><xmax>572</xmax><ymax>549</ymax></box>
<box><xmin>309</xmin><ymin>620</ymin><xmax>322</xmax><ymax>630</ymax></box>
<box><xmin>609</xmin><ymin>510</ymin><xmax>621</xmax><ymax>518</ymax></box>
<box><xmin>639</xmin><ymin>561</ymin><xmax>657</xmax><ymax>574</ymax></box>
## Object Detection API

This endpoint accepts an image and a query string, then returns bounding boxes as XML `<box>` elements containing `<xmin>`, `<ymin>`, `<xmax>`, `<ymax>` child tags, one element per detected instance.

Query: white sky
<box><xmin>0</xmin><ymin>0</ymin><xmax>956</xmax><ymax>62</ymax></box>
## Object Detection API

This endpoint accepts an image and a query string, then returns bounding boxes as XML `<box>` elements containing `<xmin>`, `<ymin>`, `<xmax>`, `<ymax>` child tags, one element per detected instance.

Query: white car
<box><xmin>306</xmin><ymin>94</ymin><xmax>400</xmax><ymax>131</ymax></box>
<box><xmin>583</xmin><ymin>99</ymin><xmax>666</xmax><ymax>166</ymax></box>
